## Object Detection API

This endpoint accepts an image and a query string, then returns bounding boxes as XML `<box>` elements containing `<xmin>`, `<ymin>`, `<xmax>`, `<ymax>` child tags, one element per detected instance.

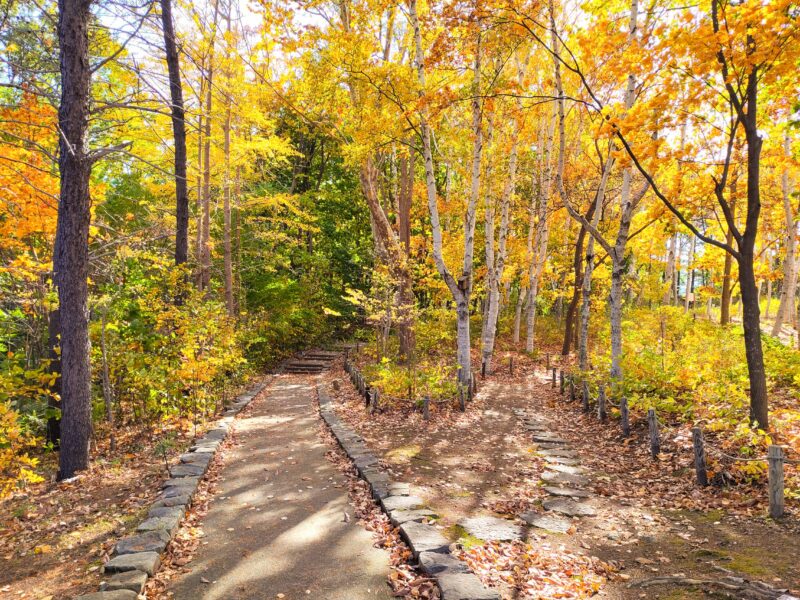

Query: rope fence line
<box><xmin>558</xmin><ymin>367</ymin><xmax>797</xmax><ymax>519</ymax></box>
<box><xmin>342</xmin><ymin>356</ymin><xmax>477</xmax><ymax>418</ymax></box>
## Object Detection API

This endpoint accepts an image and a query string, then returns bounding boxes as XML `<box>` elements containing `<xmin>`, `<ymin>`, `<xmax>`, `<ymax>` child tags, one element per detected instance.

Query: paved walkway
<box><xmin>169</xmin><ymin>376</ymin><xmax>393</xmax><ymax>600</ymax></box>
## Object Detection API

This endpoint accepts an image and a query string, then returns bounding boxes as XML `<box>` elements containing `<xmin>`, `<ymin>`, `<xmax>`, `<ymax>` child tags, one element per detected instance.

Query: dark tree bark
<box><xmin>562</xmin><ymin>202</ymin><xmax>595</xmax><ymax>356</ymax></box>
<box><xmin>45</xmin><ymin>309</ymin><xmax>61</xmax><ymax>447</ymax></box>
<box><xmin>54</xmin><ymin>0</ymin><xmax>93</xmax><ymax>479</ymax></box>
<box><xmin>160</xmin><ymin>0</ymin><xmax>189</xmax><ymax>267</ymax></box>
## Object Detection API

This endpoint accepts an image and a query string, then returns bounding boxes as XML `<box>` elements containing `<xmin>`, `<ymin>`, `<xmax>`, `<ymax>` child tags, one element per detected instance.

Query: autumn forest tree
<box><xmin>0</xmin><ymin>0</ymin><xmax>798</xmax><ymax>508</ymax></box>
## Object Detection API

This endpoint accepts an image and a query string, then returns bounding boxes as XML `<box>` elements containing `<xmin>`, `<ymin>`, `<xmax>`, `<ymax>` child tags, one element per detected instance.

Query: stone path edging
<box><xmin>318</xmin><ymin>384</ymin><xmax>500</xmax><ymax>600</ymax></box>
<box><xmin>74</xmin><ymin>378</ymin><xmax>271</xmax><ymax>600</ymax></box>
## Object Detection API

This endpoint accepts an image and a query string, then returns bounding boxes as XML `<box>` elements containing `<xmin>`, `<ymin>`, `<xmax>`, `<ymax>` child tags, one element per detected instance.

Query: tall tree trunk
<box><xmin>772</xmin><ymin>133</ymin><xmax>796</xmax><ymax>336</ymax></box>
<box><xmin>411</xmin><ymin>0</ymin><xmax>479</xmax><ymax>384</ymax></box>
<box><xmin>525</xmin><ymin>102</ymin><xmax>555</xmax><ymax>353</ymax></box>
<box><xmin>513</xmin><ymin>285</ymin><xmax>524</xmax><ymax>344</ymax></box>
<box><xmin>720</xmin><ymin>193</ymin><xmax>736</xmax><ymax>324</ymax></box>
<box><xmin>222</xmin><ymin>9</ymin><xmax>234</xmax><ymax>316</ymax></box>
<box><xmin>562</xmin><ymin>225</ymin><xmax>585</xmax><ymax>356</ymax></box>
<box><xmin>199</xmin><ymin>0</ymin><xmax>220</xmax><ymax>291</ymax></box>
<box><xmin>396</xmin><ymin>145</ymin><xmax>415</xmax><ymax>361</ymax></box>
<box><xmin>45</xmin><ymin>309</ymin><xmax>61</xmax><ymax>447</ymax></box>
<box><xmin>161</xmin><ymin>0</ymin><xmax>189</xmax><ymax>267</ymax></box>
<box><xmin>55</xmin><ymin>0</ymin><xmax>93</xmax><ymax>479</ymax></box>
<box><xmin>483</xmin><ymin>106</ymin><xmax>520</xmax><ymax>372</ymax></box>
<box><xmin>684</xmin><ymin>234</ymin><xmax>696</xmax><ymax>313</ymax></box>
<box><xmin>663</xmin><ymin>232</ymin><xmax>677</xmax><ymax>304</ymax></box>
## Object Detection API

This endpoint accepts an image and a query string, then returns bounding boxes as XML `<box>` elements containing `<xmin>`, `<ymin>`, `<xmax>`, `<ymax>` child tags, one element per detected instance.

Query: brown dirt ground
<box><xmin>323</xmin><ymin>352</ymin><xmax>800</xmax><ymax>599</ymax></box>
<box><xmin>0</xmin><ymin>393</ymin><xmax>254</xmax><ymax>600</ymax></box>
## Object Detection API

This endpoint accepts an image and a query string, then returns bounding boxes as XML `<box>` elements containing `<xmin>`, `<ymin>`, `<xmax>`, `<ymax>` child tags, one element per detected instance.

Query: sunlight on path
<box><xmin>168</xmin><ymin>376</ymin><xmax>392</xmax><ymax>600</ymax></box>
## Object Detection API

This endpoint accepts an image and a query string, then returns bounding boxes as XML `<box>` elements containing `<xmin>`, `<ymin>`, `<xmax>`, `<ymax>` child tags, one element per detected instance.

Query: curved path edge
<box><xmin>74</xmin><ymin>378</ymin><xmax>272</xmax><ymax>600</ymax></box>
<box><xmin>318</xmin><ymin>383</ymin><xmax>500</xmax><ymax>600</ymax></box>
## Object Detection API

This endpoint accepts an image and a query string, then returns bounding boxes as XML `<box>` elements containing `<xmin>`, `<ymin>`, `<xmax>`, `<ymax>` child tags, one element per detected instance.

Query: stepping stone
<box><xmin>163</xmin><ymin>486</ymin><xmax>193</xmax><ymax>499</ymax></box>
<box><xmin>541</xmin><ymin>471</ymin><xmax>589</xmax><ymax>486</ymax></box>
<box><xmin>538</xmin><ymin>448</ymin><xmax>578</xmax><ymax>458</ymax></box>
<box><xmin>389</xmin><ymin>482</ymin><xmax>411</xmax><ymax>496</ymax></box>
<box><xmin>542</xmin><ymin>498</ymin><xmax>596</xmax><ymax>517</ymax></box>
<box><xmin>543</xmin><ymin>486</ymin><xmax>590</xmax><ymax>498</ymax></box>
<box><xmin>151</xmin><ymin>494</ymin><xmax>191</xmax><ymax>508</ymax></box>
<box><xmin>114</xmin><ymin>530</ymin><xmax>171</xmax><ymax>555</ymax></box>
<box><xmin>399</xmin><ymin>521</ymin><xmax>450</xmax><ymax>557</ymax></box>
<box><xmin>521</xmin><ymin>512</ymin><xmax>573</xmax><ymax>533</ymax></box>
<box><xmin>103</xmin><ymin>570</ymin><xmax>148</xmax><ymax>594</ymax></box>
<box><xmin>418</xmin><ymin>551</ymin><xmax>469</xmax><ymax>575</ymax></box>
<box><xmin>163</xmin><ymin>476</ymin><xmax>199</xmax><ymax>490</ymax></box>
<box><xmin>390</xmin><ymin>508</ymin><xmax>438</xmax><ymax>525</ymax></box>
<box><xmin>138</xmin><ymin>513</ymin><xmax>182</xmax><ymax>536</ymax></box>
<box><xmin>460</xmin><ymin>516</ymin><xmax>523</xmax><ymax>541</ymax></box>
<box><xmin>524</xmin><ymin>424</ymin><xmax>550</xmax><ymax>433</ymax></box>
<box><xmin>169</xmin><ymin>464</ymin><xmax>206</xmax><ymax>478</ymax></box>
<box><xmin>104</xmin><ymin>551</ymin><xmax>160</xmax><ymax>576</ymax></box>
<box><xmin>531</xmin><ymin>435</ymin><xmax>568</xmax><ymax>444</ymax></box>
<box><xmin>179</xmin><ymin>452</ymin><xmax>211</xmax><ymax>466</ymax></box>
<box><xmin>382</xmin><ymin>495</ymin><xmax>425</xmax><ymax>512</ymax></box>
<box><xmin>546</xmin><ymin>464</ymin><xmax>586</xmax><ymax>475</ymax></box>
<box><xmin>436</xmin><ymin>572</ymin><xmax>501</xmax><ymax>600</ymax></box>
<box><xmin>543</xmin><ymin>456</ymin><xmax>580</xmax><ymax>466</ymax></box>
<box><xmin>147</xmin><ymin>506</ymin><xmax>184</xmax><ymax>520</ymax></box>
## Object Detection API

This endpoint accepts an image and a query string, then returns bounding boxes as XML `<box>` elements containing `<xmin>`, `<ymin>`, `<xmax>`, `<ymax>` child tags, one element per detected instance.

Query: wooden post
<box><xmin>647</xmin><ymin>408</ymin><xmax>660</xmax><ymax>458</ymax></box>
<box><xmin>582</xmin><ymin>380</ymin><xmax>589</xmax><ymax>412</ymax></box>
<box><xmin>509</xmin><ymin>356</ymin><xmax>514</xmax><ymax>376</ymax></box>
<box><xmin>598</xmin><ymin>385</ymin><xmax>607</xmax><ymax>422</ymax></box>
<box><xmin>423</xmin><ymin>396</ymin><xmax>430</xmax><ymax>421</ymax></box>
<box><xmin>546</xmin><ymin>353</ymin><xmax>550</xmax><ymax>369</ymax></box>
<box><xmin>371</xmin><ymin>389</ymin><xmax>380</xmax><ymax>414</ymax></box>
<box><xmin>569</xmin><ymin>377</ymin><xmax>575</xmax><ymax>401</ymax></box>
<box><xmin>768</xmin><ymin>445</ymin><xmax>785</xmax><ymax>519</ymax></box>
<box><xmin>691</xmin><ymin>427</ymin><xmax>708</xmax><ymax>486</ymax></box>
<box><xmin>620</xmin><ymin>397</ymin><xmax>630</xmax><ymax>437</ymax></box>
<box><xmin>365</xmin><ymin>386</ymin><xmax>371</xmax><ymax>409</ymax></box>
<box><xmin>471</xmin><ymin>373</ymin><xmax>477</xmax><ymax>396</ymax></box>
<box><xmin>481</xmin><ymin>360</ymin><xmax>486</xmax><ymax>379</ymax></box>
<box><xmin>551</xmin><ymin>368</ymin><xmax>556</xmax><ymax>388</ymax></box>
<box><xmin>559</xmin><ymin>370</ymin><xmax>565</xmax><ymax>395</ymax></box>
<box><xmin>459</xmin><ymin>385</ymin><xmax>466</xmax><ymax>411</ymax></box>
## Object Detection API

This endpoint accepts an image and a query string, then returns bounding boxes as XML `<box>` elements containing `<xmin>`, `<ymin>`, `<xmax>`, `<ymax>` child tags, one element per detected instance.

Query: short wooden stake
<box><xmin>768</xmin><ymin>445</ymin><xmax>785</xmax><ymax>519</ymax></box>
<box><xmin>471</xmin><ymin>373</ymin><xmax>477</xmax><ymax>396</ymax></box>
<box><xmin>423</xmin><ymin>396</ymin><xmax>430</xmax><ymax>421</ymax></box>
<box><xmin>509</xmin><ymin>357</ymin><xmax>514</xmax><ymax>376</ymax></box>
<box><xmin>569</xmin><ymin>377</ymin><xmax>576</xmax><ymax>401</ymax></box>
<box><xmin>546</xmin><ymin>353</ymin><xmax>550</xmax><ymax>369</ymax></box>
<box><xmin>551</xmin><ymin>368</ymin><xmax>556</xmax><ymax>388</ymax></box>
<box><xmin>364</xmin><ymin>386</ymin><xmax>371</xmax><ymax>409</ymax></box>
<box><xmin>559</xmin><ymin>370</ymin><xmax>565</xmax><ymax>395</ymax></box>
<box><xmin>692</xmin><ymin>427</ymin><xmax>708</xmax><ymax>486</ymax></box>
<box><xmin>582</xmin><ymin>380</ymin><xmax>589</xmax><ymax>412</ymax></box>
<box><xmin>647</xmin><ymin>408</ymin><xmax>660</xmax><ymax>458</ymax></box>
<box><xmin>481</xmin><ymin>360</ymin><xmax>486</xmax><ymax>379</ymax></box>
<box><xmin>598</xmin><ymin>385</ymin><xmax>607</xmax><ymax>422</ymax></box>
<box><xmin>371</xmin><ymin>389</ymin><xmax>380</xmax><ymax>414</ymax></box>
<box><xmin>620</xmin><ymin>397</ymin><xmax>630</xmax><ymax>437</ymax></box>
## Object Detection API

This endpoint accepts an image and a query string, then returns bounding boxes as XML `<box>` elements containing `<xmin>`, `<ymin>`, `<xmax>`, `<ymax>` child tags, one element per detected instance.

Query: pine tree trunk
<box><xmin>161</xmin><ymin>0</ymin><xmax>189</xmax><ymax>267</ymax></box>
<box><xmin>55</xmin><ymin>0</ymin><xmax>93</xmax><ymax>479</ymax></box>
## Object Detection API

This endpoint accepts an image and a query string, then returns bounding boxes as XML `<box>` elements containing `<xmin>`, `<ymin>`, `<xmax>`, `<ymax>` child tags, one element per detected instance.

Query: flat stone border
<box><xmin>74</xmin><ymin>378</ymin><xmax>271</xmax><ymax>600</ymax></box>
<box><xmin>318</xmin><ymin>384</ymin><xmax>500</xmax><ymax>600</ymax></box>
